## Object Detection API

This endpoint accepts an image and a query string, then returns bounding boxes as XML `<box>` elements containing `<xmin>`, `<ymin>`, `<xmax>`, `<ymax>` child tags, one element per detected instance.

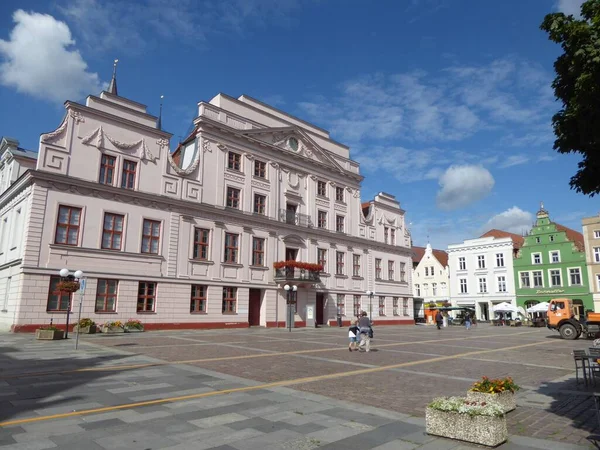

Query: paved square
<box><xmin>0</xmin><ymin>324</ymin><xmax>597</xmax><ymax>449</ymax></box>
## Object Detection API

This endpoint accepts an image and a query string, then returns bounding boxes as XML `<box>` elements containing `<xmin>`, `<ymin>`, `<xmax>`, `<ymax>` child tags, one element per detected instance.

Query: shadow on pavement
<box><xmin>0</xmin><ymin>342</ymin><xmax>133</xmax><ymax>424</ymax></box>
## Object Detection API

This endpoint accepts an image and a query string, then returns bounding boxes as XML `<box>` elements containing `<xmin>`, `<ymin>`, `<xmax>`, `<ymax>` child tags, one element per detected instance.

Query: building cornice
<box><xmin>21</xmin><ymin>170</ymin><xmax>411</xmax><ymax>257</ymax></box>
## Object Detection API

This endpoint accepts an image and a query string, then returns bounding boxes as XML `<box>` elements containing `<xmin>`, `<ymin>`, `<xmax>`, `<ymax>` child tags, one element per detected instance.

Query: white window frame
<box><xmin>548</xmin><ymin>268</ymin><xmax>562</xmax><ymax>287</ymax></box>
<box><xmin>595</xmin><ymin>230</ymin><xmax>600</xmax><ymax>239</ymax></box>
<box><xmin>415</xmin><ymin>284</ymin><xmax>420</xmax><ymax>297</ymax></box>
<box><xmin>594</xmin><ymin>247</ymin><xmax>600</xmax><ymax>263</ymax></box>
<box><xmin>478</xmin><ymin>277</ymin><xmax>487</xmax><ymax>293</ymax></box>
<box><xmin>459</xmin><ymin>278</ymin><xmax>467</xmax><ymax>294</ymax></box>
<box><xmin>458</xmin><ymin>257</ymin><xmax>466</xmax><ymax>271</ymax></box>
<box><xmin>519</xmin><ymin>271</ymin><xmax>531</xmax><ymax>289</ymax></box>
<box><xmin>477</xmin><ymin>255</ymin><xmax>486</xmax><ymax>269</ymax></box>
<box><xmin>496</xmin><ymin>253</ymin><xmax>504</xmax><ymax>268</ymax></box>
<box><xmin>532</xmin><ymin>270</ymin><xmax>543</xmax><ymax>288</ymax></box>
<box><xmin>531</xmin><ymin>252</ymin><xmax>542</xmax><ymax>265</ymax></box>
<box><xmin>597</xmin><ymin>274</ymin><xmax>600</xmax><ymax>291</ymax></box>
<box><xmin>568</xmin><ymin>267</ymin><xmax>582</xmax><ymax>286</ymax></box>
<box><xmin>549</xmin><ymin>250</ymin><xmax>561</xmax><ymax>264</ymax></box>
<box><xmin>497</xmin><ymin>275</ymin><xmax>506</xmax><ymax>293</ymax></box>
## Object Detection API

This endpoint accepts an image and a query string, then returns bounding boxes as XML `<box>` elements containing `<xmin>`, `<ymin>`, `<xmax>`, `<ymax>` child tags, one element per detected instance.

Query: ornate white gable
<box><xmin>241</xmin><ymin>127</ymin><xmax>345</xmax><ymax>173</ymax></box>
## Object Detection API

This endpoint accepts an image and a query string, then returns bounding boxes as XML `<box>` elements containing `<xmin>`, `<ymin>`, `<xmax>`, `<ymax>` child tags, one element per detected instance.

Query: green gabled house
<box><xmin>514</xmin><ymin>204</ymin><xmax>592</xmax><ymax>316</ymax></box>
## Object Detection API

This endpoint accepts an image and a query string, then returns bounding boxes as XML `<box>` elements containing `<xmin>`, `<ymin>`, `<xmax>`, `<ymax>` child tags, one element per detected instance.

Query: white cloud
<box><xmin>436</xmin><ymin>165</ymin><xmax>495</xmax><ymax>211</ymax></box>
<box><xmin>0</xmin><ymin>10</ymin><xmax>102</xmax><ymax>102</ymax></box>
<box><xmin>555</xmin><ymin>0</ymin><xmax>584</xmax><ymax>18</ymax></box>
<box><xmin>499</xmin><ymin>154</ymin><xmax>529</xmax><ymax>168</ymax></box>
<box><xmin>483</xmin><ymin>207</ymin><xmax>533</xmax><ymax>234</ymax></box>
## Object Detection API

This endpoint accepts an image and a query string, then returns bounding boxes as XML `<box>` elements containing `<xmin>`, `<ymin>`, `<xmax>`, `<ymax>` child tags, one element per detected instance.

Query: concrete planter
<box><xmin>73</xmin><ymin>325</ymin><xmax>97</xmax><ymax>334</ymax></box>
<box><xmin>35</xmin><ymin>329</ymin><xmax>64</xmax><ymax>340</ymax></box>
<box><xmin>467</xmin><ymin>390</ymin><xmax>516</xmax><ymax>414</ymax></box>
<box><xmin>101</xmin><ymin>326</ymin><xmax>125</xmax><ymax>334</ymax></box>
<box><xmin>426</xmin><ymin>408</ymin><xmax>507</xmax><ymax>447</ymax></box>
<box><xmin>125</xmin><ymin>327</ymin><xmax>144</xmax><ymax>333</ymax></box>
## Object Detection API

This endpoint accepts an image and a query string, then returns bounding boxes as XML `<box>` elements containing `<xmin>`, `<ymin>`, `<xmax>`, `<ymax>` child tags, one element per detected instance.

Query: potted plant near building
<box><xmin>466</xmin><ymin>376</ymin><xmax>519</xmax><ymax>414</ymax></box>
<box><xmin>56</xmin><ymin>280</ymin><xmax>80</xmax><ymax>293</ymax></box>
<box><xmin>124</xmin><ymin>319</ymin><xmax>144</xmax><ymax>333</ymax></box>
<box><xmin>101</xmin><ymin>320</ymin><xmax>125</xmax><ymax>334</ymax></box>
<box><xmin>35</xmin><ymin>325</ymin><xmax>64</xmax><ymax>340</ymax></box>
<box><xmin>74</xmin><ymin>318</ymin><xmax>97</xmax><ymax>334</ymax></box>
<box><xmin>426</xmin><ymin>396</ymin><xmax>507</xmax><ymax>446</ymax></box>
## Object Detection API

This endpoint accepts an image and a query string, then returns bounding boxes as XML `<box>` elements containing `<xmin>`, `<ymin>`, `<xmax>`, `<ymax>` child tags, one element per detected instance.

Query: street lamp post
<box><xmin>366</xmin><ymin>290</ymin><xmax>374</xmax><ymax>321</ymax></box>
<box><xmin>284</xmin><ymin>284</ymin><xmax>297</xmax><ymax>332</ymax></box>
<box><xmin>59</xmin><ymin>268</ymin><xmax>85</xmax><ymax>346</ymax></box>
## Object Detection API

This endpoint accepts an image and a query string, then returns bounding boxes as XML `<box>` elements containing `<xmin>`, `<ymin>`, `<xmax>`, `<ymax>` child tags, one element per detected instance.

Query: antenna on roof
<box><xmin>157</xmin><ymin>95</ymin><xmax>164</xmax><ymax>130</ymax></box>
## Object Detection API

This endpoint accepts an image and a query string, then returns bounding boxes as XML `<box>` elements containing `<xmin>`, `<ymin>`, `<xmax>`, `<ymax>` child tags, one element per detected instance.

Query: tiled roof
<box><xmin>555</xmin><ymin>223</ymin><xmax>585</xmax><ymax>251</ymax></box>
<box><xmin>480</xmin><ymin>229</ymin><xmax>525</xmax><ymax>249</ymax></box>
<box><xmin>412</xmin><ymin>246</ymin><xmax>449</xmax><ymax>267</ymax></box>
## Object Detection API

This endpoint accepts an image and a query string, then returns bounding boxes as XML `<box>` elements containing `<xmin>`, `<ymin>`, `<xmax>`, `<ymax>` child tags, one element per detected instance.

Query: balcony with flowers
<box><xmin>273</xmin><ymin>261</ymin><xmax>323</xmax><ymax>283</ymax></box>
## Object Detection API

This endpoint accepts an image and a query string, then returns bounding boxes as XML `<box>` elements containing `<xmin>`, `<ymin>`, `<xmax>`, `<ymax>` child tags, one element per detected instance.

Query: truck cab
<box><xmin>547</xmin><ymin>298</ymin><xmax>600</xmax><ymax>339</ymax></box>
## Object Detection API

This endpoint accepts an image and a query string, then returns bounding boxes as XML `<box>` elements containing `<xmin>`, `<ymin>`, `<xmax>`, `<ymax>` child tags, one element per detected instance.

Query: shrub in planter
<box><xmin>426</xmin><ymin>397</ymin><xmax>507</xmax><ymax>447</ymax></box>
<box><xmin>124</xmin><ymin>319</ymin><xmax>144</xmax><ymax>332</ymax></box>
<box><xmin>101</xmin><ymin>320</ymin><xmax>125</xmax><ymax>334</ymax></box>
<box><xmin>74</xmin><ymin>318</ymin><xmax>97</xmax><ymax>334</ymax></box>
<box><xmin>467</xmin><ymin>376</ymin><xmax>520</xmax><ymax>413</ymax></box>
<box><xmin>35</xmin><ymin>325</ymin><xmax>64</xmax><ymax>340</ymax></box>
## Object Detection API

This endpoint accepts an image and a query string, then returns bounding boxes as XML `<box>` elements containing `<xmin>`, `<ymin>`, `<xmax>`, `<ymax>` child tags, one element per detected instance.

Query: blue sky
<box><xmin>0</xmin><ymin>0</ymin><xmax>597</xmax><ymax>249</ymax></box>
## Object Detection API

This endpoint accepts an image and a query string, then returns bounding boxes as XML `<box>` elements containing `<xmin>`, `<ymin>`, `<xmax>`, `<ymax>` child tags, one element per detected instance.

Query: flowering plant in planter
<box><xmin>78</xmin><ymin>318</ymin><xmax>95</xmax><ymax>328</ymax></box>
<box><xmin>470</xmin><ymin>376</ymin><xmax>520</xmax><ymax>394</ymax></box>
<box><xmin>428</xmin><ymin>397</ymin><xmax>504</xmax><ymax>417</ymax></box>
<box><xmin>104</xmin><ymin>320</ymin><xmax>124</xmax><ymax>328</ymax></box>
<box><xmin>273</xmin><ymin>260</ymin><xmax>324</xmax><ymax>272</ymax></box>
<box><xmin>125</xmin><ymin>319</ymin><xmax>143</xmax><ymax>330</ymax></box>
<box><xmin>56</xmin><ymin>280</ymin><xmax>80</xmax><ymax>293</ymax></box>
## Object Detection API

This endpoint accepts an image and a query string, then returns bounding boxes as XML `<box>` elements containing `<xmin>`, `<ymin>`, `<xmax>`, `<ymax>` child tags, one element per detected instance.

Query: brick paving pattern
<box><xmin>0</xmin><ymin>325</ymin><xmax>597</xmax><ymax>449</ymax></box>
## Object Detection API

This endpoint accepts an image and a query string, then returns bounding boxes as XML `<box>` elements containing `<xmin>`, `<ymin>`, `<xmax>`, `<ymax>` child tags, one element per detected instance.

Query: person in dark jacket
<box><xmin>435</xmin><ymin>311</ymin><xmax>443</xmax><ymax>330</ymax></box>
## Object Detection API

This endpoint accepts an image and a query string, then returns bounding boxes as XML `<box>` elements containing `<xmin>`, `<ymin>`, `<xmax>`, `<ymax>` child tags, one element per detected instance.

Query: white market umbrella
<box><xmin>492</xmin><ymin>302</ymin><xmax>519</xmax><ymax>313</ymax></box>
<box><xmin>526</xmin><ymin>302</ymin><xmax>549</xmax><ymax>314</ymax></box>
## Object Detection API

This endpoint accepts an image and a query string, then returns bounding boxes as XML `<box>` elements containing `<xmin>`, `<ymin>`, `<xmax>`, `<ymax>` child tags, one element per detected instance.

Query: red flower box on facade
<box><xmin>273</xmin><ymin>260</ymin><xmax>324</xmax><ymax>272</ymax></box>
<box><xmin>56</xmin><ymin>281</ymin><xmax>80</xmax><ymax>293</ymax></box>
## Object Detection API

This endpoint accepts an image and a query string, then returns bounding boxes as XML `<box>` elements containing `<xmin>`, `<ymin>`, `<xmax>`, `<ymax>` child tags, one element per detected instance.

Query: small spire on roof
<box><xmin>157</xmin><ymin>95</ymin><xmax>164</xmax><ymax>130</ymax></box>
<box><xmin>107</xmin><ymin>59</ymin><xmax>118</xmax><ymax>95</ymax></box>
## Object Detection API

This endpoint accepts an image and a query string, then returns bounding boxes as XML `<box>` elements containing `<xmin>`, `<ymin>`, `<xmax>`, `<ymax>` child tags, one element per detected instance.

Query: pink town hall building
<box><xmin>0</xmin><ymin>78</ymin><xmax>414</xmax><ymax>332</ymax></box>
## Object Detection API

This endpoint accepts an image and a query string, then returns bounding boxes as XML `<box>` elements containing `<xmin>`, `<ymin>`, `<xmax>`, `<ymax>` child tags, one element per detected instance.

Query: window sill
<box><xmin>50</xmin><ymin>244</ymin><xmax>164</xmax><ymax>260</ymax></box>
<box><xmin>95</xmin><ymin>311</ymin><xmax>118</xmax><ymax>314</ymax></box>
<box><xmin>316</xmin><ymin>195</ymin><xmax>329</xmax><ymax>201</ymax></box>
<box><xmin>226</xmin><ymin>168</ymin><xmax>244</xmax><ymax>176</ymax></box>
<box><xmin>352</xmin><ymin>276</ymin><xmax>364</xmax><ymax>280</ymax></box>
<box><xmin>190</xmin><ymin>259</ymin><xmax>214</xmax><ymax>265</ymax></box>
<box><xmin>191</xmin><ymin>311</ymin><xmax>208</xmax><ymax>315</ymax></box>
<box><xmin>222</xmin><ymin>312</ymin><xmax>238</xmax><ymax>315</ymax></box>
<box><xmin>335</xmin><ymin>274</ymin><xmax>348</xmax><ymax>279</ymax></box>
<box><xmin>250</xmin><ymin>265</ymin><xmax>269</xmax><ymax>271</ymax></box>
<box><xmin>335</xmin><ymin>201</ymin><xmax>347</xmax><ymax>206</ymax></box>
<box><xmin>320</xmin><ymin>272</ymin><xmax>331</xmax><ymax>277</ymax></box>
<box><xmin>136</xmin><ymin>311</ymin><xmax>156</xmax><ymax>314</ymax></box>
<box><xmin>222</xmin><ymin>262</ymin><xmax>243</xmax><ymax>268</ymax></box>
<box><xmin>252</xmin><ymin>175</ymin><xmax>269</xmax><ymax>183</ymax></box>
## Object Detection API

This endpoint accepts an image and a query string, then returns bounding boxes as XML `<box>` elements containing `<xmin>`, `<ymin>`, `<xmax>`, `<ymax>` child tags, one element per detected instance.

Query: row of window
<box><xmin>99</xmin><ymin>155</ymin><xmax>137</xmax><ymax>189</ymax></box>
<box><xmin>322</xmin><ymin>252</ymin><xmax>406</xmax><ymax>280</ymax></box>
<box><xmin>414</xmin><ymin>282</ymin><xmax>448</xmax><ymax>297</ymax></box>
<box><xmin>457</xmin><ymin>276</ymin><xmax>508</xmax><ymax>294</ymax></box>
<box><xmin>458</xmin><ymin>253</ymin><xmax>506</xmax><ymax>271</ymax></box>
<box><xmin>335</xmin><ymin>294</ymin><xmax>410</xmax><ymax>317</ymax></box>
<box><xmin>227</xmin><ymin>150</ymin><xmax>349</xmax><ymax>203</ymax></box>
<box><xmin>47</xmin><ymin>277</ymin><xmax>239</xmax><ymax>314</ymax></box>
<box><xmin>519</xmin><ymin>268</ymin><xmax>582</xmax><ymax>289</ymax></box>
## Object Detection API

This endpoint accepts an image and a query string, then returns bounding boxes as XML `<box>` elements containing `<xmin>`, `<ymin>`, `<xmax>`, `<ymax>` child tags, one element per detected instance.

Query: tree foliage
<box><xmin>540</xmin><ymin>0</ymin><xmax>600</xmax><ymax>196</ymax></box>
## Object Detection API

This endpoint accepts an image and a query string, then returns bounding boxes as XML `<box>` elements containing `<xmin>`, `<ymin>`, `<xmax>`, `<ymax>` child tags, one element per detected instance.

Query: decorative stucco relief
<box><xmin>167</xmin><ymin>139</ymin><xmax>201</xmax><ymax>177</ymax></box>
<box><xmin>315</xmin><ymin>199</ymin><xmax>329</xmax><ymax>208</ymax></box>
<box><xmin>41</xmin><ymin>117</ymin><xmax>68</xmax><ymax>144</ymax></box>
<box><xmin>224</xmin><ymin>172</ymin><xmax>245</xmax><ymax>184</ymax></box>
<box><xmin>251</xmin><ymin>180</ymin><xmax>270</xmax><ymax>190</ymax></box>
<box><xmin>81</xmin><ymin>126</ymin><xmax>157</xmax><ymax>162</ymax></box>
<box><xmin>70</xmin><ymin>111</ymin><xmax>85</xmax><ymax>124</ymax></box>
<box><xmin>334</xmin><ymin>203</ymin><xmax>347</xmax><ymax>212</ymax></box>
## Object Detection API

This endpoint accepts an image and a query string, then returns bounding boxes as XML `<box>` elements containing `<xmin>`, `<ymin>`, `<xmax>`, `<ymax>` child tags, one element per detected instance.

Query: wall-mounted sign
<box><xmin>535</xmin><ymin>289</ymin><xmax>565</xmax><ymax>294</ymax></box>
<box><xmin>307</xmin><ymin>306</ymin><xmax>314</xmax><ymax>320</ymax></box>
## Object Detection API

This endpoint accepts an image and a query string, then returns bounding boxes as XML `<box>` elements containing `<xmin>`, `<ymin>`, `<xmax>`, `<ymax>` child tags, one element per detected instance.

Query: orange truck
<box><xmin>546</xmin><ymin>298</ymin><xmax>600</xmax><ymax>340</ymax></box>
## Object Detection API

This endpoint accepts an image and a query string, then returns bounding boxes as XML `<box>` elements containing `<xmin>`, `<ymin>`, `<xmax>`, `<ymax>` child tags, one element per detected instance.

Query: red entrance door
<box><xmin>316</xmin><ymin>293</ymin><xmax>324</xmax><ymax>325</ymax></box>
<box><xmin>248</xmin><ymin>289</ymin><xmax>261</xmax><ymax>326</ymax></box>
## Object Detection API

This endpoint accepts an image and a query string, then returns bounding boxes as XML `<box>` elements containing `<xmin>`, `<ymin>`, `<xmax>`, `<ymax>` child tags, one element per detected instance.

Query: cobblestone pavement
<box><xmin>0</xmin><ymin>324</ymin><xmax>597</xmax><ymax>449</ymax></box>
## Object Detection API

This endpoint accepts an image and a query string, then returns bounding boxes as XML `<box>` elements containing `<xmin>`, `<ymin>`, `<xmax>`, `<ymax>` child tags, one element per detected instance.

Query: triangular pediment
<box><xmin>241</xmin><ymin>126</ymin><xmax>345</xmax><ymax>173</ymax></box>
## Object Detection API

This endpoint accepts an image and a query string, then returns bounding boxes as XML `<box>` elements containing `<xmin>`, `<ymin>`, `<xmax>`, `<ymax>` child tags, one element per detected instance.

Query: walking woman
<box><xmin>464</xmin><ymin>312</ymin><xmax>472</xmax><ymax>331</ymax></box>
